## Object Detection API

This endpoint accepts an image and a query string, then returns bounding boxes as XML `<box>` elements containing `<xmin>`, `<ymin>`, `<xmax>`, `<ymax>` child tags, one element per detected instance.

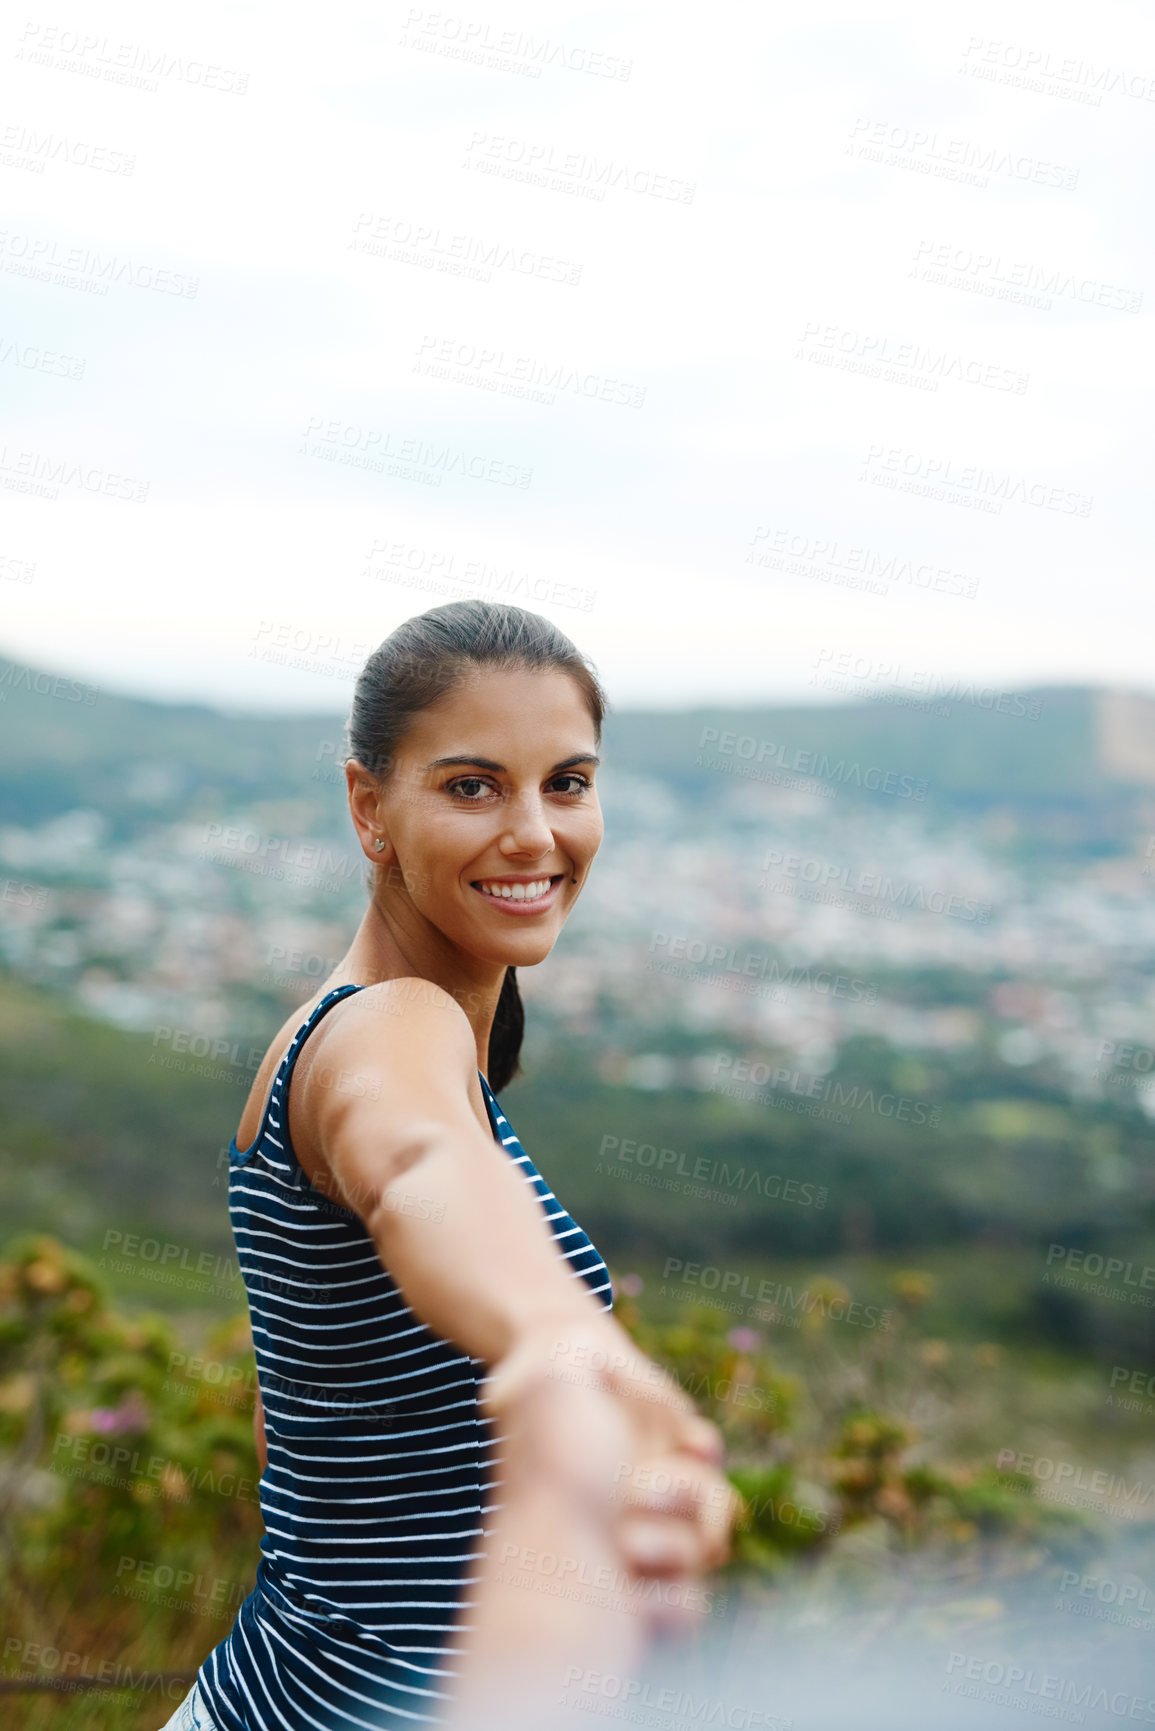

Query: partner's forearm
<box><xmin>363</xmin><ymin>1135</ymin><xmax>621</xmax><ymax>1367</ymax></box>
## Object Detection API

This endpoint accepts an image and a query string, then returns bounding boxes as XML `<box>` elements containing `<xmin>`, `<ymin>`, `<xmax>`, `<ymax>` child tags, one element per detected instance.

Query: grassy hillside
<box><xmin>0</xmin><ymin>970</ymin><xmax>241</xmax><ymax>1258</ymax></box>
<box><xmin>2</xmin><ymin>969</ymin><xmax>1151</xmax><ymax>1359</ymax></box>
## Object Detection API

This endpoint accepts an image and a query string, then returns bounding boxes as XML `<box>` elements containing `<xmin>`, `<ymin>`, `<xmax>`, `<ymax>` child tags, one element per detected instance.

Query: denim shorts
<box><xmin>158</xmin><ymin>1679</ymin><xmax>223</xmax><ymax>1730</ymax></box>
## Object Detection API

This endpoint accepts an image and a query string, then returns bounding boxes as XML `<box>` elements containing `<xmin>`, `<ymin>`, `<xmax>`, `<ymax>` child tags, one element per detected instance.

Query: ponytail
<box><xmin>488</xmin><ymin>968</ymin><xmax>524</xmax><ymax>1093</ymax></box>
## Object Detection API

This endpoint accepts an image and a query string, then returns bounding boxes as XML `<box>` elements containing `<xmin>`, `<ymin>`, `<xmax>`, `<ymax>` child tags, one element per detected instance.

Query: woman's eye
<box><xmin>447</xmin><ymin>776</ymin><xmax>497</xmax><ymax>801</ymax></box>
<box><xmin>550</xmin><ymin>774</ymin><xmax>590</xmax><ymax>796</ymax></box>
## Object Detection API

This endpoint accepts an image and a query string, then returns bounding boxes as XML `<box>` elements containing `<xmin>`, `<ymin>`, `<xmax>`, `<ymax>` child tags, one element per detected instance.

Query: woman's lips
<box><xmin>470</xmin><ymin>874</ymin><xmax>565</xmax><ymax>914</ymax></box>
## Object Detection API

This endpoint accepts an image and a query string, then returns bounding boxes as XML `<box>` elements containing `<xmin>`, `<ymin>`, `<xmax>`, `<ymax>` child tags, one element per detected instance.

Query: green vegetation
<box><xmin>0</xmin><ymin>1238</ymin><xmax>1106</xmax><ymax>1729</ymax></box>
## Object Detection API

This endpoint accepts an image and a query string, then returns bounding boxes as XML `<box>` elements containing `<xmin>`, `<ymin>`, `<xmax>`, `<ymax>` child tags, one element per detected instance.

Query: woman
<box><xmin>162</xmin><ymin>601</ymin><xmax>735</xmax><ymax>1730</ymax></box>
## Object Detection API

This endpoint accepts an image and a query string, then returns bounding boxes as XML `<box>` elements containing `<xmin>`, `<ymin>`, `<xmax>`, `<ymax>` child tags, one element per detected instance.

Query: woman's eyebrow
<box><xmin>551</xmin><ymin>752</ymin><xmax>601</xmax><ymax>771</ymax></box>
<box><xmin>425</xmin><ymin>755</ymin><xmax>506</xmax><ymax>772</ymax></box>
<box><xmin>424</xmin><ymin>752</ymin><xmax>601</xmax><ymax>772</ymax></box>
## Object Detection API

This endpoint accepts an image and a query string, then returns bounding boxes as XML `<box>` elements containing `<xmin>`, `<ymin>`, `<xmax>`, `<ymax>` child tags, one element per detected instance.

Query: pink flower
<box><xmin>727</xmin><ymin>1328</ymin><xmax>759</xmax><ymax>1353</ymax></box>
<box><xmin>618</xmin><ymin>1273</ymin><xmax>644</xmax><ymax>1297</ymax></box>
<box><xmin>90</xmin><ymin>1393</ymin><xmax>149</xmax><ymax>1434</ymax></box>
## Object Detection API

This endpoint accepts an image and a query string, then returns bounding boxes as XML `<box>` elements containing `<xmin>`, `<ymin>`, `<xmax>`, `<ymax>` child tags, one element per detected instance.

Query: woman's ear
<box><xmin>345</xmin><ymin>759</ymin><xmax>394</xmax><ymax>865</ymax></box>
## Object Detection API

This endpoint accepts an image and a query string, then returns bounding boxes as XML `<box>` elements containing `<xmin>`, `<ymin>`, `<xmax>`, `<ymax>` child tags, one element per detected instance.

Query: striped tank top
<box><xmin>196</xmin><ymin>983</ymin><xmax>613</xmax><ymax>1731</ymax></box>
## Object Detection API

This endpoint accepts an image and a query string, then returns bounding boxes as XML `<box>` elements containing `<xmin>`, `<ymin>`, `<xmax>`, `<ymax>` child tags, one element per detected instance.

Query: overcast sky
<box><xmin>1</xmin><ymin>0</ymin><xmax>1152</xmax><ymax>712</ymax></box>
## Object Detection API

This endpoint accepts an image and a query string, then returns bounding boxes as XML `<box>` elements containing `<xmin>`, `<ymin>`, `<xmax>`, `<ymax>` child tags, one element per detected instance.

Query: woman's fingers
<box><xmin>614</xmin><ymin>1450</ymin><xmax>738</xmax><ymax>1576</ymax></box>
<box><xmin>618</xmin><ymin>1512</ymin><xmax>702</xmax><ymax>1576</ymax></box>
<box><xmin>677</xmin><ymin>1413</ymin><xmax>727</xmax><ymax>1466</ymax></box>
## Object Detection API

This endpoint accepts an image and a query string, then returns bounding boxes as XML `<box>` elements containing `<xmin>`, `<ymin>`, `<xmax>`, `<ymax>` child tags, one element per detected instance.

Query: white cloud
<box><xmin>1</xmin><ymin>0</ymin><xmax>1152</xmax><ymax>709</ymax></box>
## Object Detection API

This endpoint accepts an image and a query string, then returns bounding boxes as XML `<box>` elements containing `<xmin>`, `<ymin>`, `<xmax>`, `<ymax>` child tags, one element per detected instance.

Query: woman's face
<box><xmin>348</xmin><ymin>665</ymin><xmax>604</xmax><ymax>971</ymax></box>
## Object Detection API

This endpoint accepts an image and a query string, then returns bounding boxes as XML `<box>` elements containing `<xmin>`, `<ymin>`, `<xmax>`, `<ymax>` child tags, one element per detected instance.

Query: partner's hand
<box><xmin>481</xmin><ymin>1312</ymin><xmax>740</xmax><ymax>1588</ymax></box>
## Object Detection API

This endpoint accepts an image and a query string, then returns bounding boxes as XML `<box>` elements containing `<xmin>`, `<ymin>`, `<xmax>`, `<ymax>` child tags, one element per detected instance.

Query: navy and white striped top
<box><xmin>196</xmin><ymin>983</ymin><xmax>613</xmax><ymax>1730</ymax></box>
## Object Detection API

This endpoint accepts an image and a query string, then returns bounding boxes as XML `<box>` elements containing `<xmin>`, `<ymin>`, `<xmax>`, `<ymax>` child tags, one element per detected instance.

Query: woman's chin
<box><xmin>472</xmin><ymin>930</ymin><xmax>558</xmax><ymax>970</ymax></box>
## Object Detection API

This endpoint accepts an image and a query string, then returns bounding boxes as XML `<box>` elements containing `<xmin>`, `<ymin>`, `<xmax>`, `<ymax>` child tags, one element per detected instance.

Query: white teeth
<box><xmin>479</xmin><ymin>878</ymin><xmax>552</xmax><ymax>902</ymax></box>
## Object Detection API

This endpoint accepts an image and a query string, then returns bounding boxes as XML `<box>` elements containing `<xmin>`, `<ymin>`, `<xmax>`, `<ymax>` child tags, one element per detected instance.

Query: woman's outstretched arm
<box><xmin>288</xmin><ymin>978</ymin><xmax>736</xmax><ymax>1580</ymax></box>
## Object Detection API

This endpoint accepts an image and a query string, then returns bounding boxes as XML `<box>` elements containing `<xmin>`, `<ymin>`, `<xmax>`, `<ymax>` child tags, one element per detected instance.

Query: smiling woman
<box><xmin>160</xmin><ymin>602</ymin><xmax>735</xmax><ymax>1731</ymax></box>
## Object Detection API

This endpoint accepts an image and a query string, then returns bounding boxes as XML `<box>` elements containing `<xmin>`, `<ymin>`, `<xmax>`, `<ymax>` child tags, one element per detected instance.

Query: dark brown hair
<box><xmin>346</xmin><ymin>600</ymin><xmax>607</xmax><ymax>1090</ymax></box>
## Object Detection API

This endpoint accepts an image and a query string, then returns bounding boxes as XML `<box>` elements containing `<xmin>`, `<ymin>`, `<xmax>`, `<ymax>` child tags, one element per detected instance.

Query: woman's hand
<box><xmin>481</xmin><ymin>1310</ymin><xmax>740</xmax><ymax>1602</ymax></box>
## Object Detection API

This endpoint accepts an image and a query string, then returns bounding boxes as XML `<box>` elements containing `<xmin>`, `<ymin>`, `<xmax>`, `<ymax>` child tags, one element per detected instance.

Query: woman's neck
<box><xmin>330</xmin><ymin>897</ymin><xmax>506</xmax><ymax>1075</ymax></box>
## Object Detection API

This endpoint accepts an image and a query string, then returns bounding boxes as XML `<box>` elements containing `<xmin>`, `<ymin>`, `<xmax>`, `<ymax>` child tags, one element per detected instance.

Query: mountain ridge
<box><xmin>4</xmin><ymin>652</ymin><xmax>1155</xmax><ymax>827</ymax></box>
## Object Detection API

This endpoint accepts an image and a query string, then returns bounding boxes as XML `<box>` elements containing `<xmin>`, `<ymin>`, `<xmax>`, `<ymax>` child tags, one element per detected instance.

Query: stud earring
<box><xmin>374</xmin><ymin>838</ymin><xmax>385</xmax><ymax>852</ymax></box>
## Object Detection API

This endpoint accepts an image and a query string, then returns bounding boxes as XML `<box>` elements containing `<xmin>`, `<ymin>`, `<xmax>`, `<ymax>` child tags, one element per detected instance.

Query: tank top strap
<box><xmin>229</xmin><ymin>982</ymin><xmax>366</xmax><ymax>1183</ymax></box>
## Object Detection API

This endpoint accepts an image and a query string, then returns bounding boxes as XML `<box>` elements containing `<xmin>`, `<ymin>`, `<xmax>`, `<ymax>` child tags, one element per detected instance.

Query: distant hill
<box><xmin>3</xmin><ymin>653</ymin><xmax>1154</xmax><ymax>834</ymax></box>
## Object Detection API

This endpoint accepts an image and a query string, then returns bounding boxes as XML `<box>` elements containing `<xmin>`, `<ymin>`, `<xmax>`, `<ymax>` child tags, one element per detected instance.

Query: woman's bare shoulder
<box><xmin>234</xmin><ymin>989</ymin><xmax>331</xmax><ymax>1155</ymax></box>
<box><xmin>308</xmin><ymin>976</ymin><xmax>478</xmax><ymax>1063</ymax></box>
<box><xmin>292</xmin><ymin>978</ymin><xmax>491</xmax><ymax>1178</ymax></box>
<box><xmin>234</xmin><ymin>977</ymin><xmax>485</xmax><ymax>1165</ymax></box>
